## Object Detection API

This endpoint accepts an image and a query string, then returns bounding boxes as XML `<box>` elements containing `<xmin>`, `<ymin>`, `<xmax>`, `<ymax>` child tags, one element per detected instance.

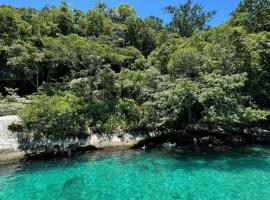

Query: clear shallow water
<box><xmin>1</xmin><ymin>147</ymin><xmax>270</xmax><ymax>200</ymax></box>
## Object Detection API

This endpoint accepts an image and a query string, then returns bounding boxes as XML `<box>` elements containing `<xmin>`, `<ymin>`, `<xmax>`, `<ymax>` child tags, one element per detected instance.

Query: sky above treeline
<box><xmin>0</xmin><ymin>0</ymin><xmax>241</xmax><ymax>26</ymax></box>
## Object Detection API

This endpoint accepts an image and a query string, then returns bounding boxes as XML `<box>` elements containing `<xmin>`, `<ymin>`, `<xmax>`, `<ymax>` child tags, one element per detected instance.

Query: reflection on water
<box><xmin>1</xmin><ymin>146</ymin><xmax>270</xmax><ymax>200</ymax></box>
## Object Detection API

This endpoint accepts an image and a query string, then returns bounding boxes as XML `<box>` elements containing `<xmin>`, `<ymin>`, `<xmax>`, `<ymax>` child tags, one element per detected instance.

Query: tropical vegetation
<box><xmin>0</xmin><ymin>0</ymin><xmax>269</xmax><ymax>139</ymax></box>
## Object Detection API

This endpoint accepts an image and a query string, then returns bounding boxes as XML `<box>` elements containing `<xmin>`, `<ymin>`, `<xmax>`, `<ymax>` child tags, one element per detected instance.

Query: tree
<box><xmin>165</xmin><ymin>0</ymin><xmax>216</xmax><ymax>37</ymax></box>
<box><xmin>117</xmin><ymin>68</ymin><xmax>145</xmax><ymax>102</ymax></box>
<box><xmin>198</xmin><ymin>72</ymin><xmax>269</xmax><ymax>124</ymax></box>
<box><xmin>141</xmin><ymin>78</ymin><xmax>200</xmax><ymax>129</ymax></box>
<box><xmin>230</xmin><ymin>0</ymin><xmax>270</xmax><ymax>32</ymax></box>
<box><xmin>73</xmin><ymin>9</ymin><xmax>86</xmax><ymax>36</ymax></box>
<box><xmin>30</xmin><ymin>6</ymin><xmax>58</xmax><ymax>36</ymax></box>
<box><xmin>0</xmin><ymin>6</ymin><xmax>31</xmax><ymax>40</ymax></box>
<box><xmin>4</xmin><ymin>40</ymin><xmax>44</xmax><ymax>91</ymax></box>
<box><xmin>56</xmin><ymin>1</ymin><xmax>74</xmax><ymax>35</ymax></box>
<box><xmin>94</xmin><ymin>1</ymin><xmax>107</xmax><ymax>14</ymax></box>
<box><xmin>109</xmin><ymin>3</ymin><xmax>136</xmax><ymax>22</ymax></box>
<box><xmin>168</xmin><ymin>47</ymin><xmax>202</xmax><ymax>79</ymax></box>
<box><xmin>125</xmin><ymin>17</ymin><xmax>157</xmax><ymax>56</ymax></box>
<box><xmin>85</xmin><ymin>9</ymin><xmax>112</xmax><ymax>37</ymax></box>
<box><xmin>144</xmin><ymin>16</ymin><xmax>164</xmax><ymax>31</ymax></box>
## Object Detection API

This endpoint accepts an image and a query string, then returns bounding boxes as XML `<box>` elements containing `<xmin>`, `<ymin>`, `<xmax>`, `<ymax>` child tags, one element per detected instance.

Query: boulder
<box><xmin>0</xmin><ymin>115</ymin><xmax>25</xmax><ymax>162</ymax></box>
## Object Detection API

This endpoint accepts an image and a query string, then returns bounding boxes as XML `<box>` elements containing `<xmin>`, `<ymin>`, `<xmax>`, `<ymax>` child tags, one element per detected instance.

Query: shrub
<box><xmin>19</xmin><ymin>91</ymin><xmax>86</xmax><ymax>139</ymax></box>
<box><xmin>87</xmin><ymin>98</ymin><xmax>142</xmax><ymax>134</ymax></box>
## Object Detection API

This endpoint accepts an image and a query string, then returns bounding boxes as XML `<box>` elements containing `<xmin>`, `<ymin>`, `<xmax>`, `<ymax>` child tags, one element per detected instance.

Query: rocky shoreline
<box><xmin>0</xmin><ymin>115</ymin><xmax>151</xmax><ymax>162</ymax></box>
<box><xmin>1</xmin><ymin>115</ymin><xmax>270</xmax><ymax>163</ymax></box>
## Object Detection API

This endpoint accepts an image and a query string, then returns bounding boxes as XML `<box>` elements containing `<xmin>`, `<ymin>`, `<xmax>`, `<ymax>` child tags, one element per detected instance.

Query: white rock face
<box><xmin>0</xmin><ymin>116</ymin><xmax>148</xmax><ymax>162</ymax></box>
<box><xmin>0</xmin><ymin>115</ymin><xmax>20</xmax><ymax>150</ymax></box>
<box><xmin>0</xmin><ymin>115</ymin><xmax>24</xmax><ymax>162</ymax></box>
<box><xmin>85</xmin><ymin>132</ymin><xmax>146</xmax><ymax>149</ymax></box>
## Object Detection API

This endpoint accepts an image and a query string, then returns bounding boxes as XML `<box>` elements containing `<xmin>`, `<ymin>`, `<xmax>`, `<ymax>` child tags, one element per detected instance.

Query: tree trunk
<box><xmin>186</xmin><ymin>105</ymin><xmax>192</xmax><ymax>124</ymax></box>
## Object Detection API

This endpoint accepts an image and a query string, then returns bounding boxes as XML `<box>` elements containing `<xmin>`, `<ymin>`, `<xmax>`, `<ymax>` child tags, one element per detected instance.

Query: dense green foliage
<box><xmin>19</xmin><ymin>92</ymin><xmax>85</xmax><ymax>139</ymax></box>
<box><xmin>0</xmin><ymin>0</ymin><xmax>269</xmax><ymax>138</ymax></box>
<box><xmin>165</xmin><ymin>0</ymin><xmax>216</xmax><ymax>37</ymax></box>
<box><xmin>230</xmin><ymin>0</ymin><xmax>270</xmax><ymax>32</ymax></box>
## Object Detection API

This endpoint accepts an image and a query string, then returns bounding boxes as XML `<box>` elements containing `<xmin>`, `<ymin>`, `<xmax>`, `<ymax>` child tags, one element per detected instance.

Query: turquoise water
<box><xmin>1</xmin><ymin>147</ymin><xmax>270</xmax><ymax>200</ymax></box>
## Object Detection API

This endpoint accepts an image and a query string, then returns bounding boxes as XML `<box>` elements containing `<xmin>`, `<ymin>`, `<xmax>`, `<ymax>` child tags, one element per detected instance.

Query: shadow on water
<box><xmin>1</xmin><ymin>146</ymin><xmax>270</xmax><ymax>177</ymax></box>
<box><xmin>0</xmin><ymin>149</ymin><xmax>145</xmax><ymax>176</ymax></box>
<box><xmin>148</xmin><ymin>145</ymin><xmax>270</xmax><ymax>173</ymax></box>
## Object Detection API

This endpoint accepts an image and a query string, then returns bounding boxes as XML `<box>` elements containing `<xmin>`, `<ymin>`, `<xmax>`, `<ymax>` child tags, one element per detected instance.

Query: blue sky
<box><xmin>0</xmin><ymin>0</ymin><xmax>240</xmax><ymax>26</ymax></box>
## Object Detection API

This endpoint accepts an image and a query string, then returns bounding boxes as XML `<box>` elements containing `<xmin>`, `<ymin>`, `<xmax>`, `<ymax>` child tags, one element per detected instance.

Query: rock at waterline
<box><xmin>0</xmin><ymin>115</ymin><xmax>25</xmax><ymax>162</ymax></box>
